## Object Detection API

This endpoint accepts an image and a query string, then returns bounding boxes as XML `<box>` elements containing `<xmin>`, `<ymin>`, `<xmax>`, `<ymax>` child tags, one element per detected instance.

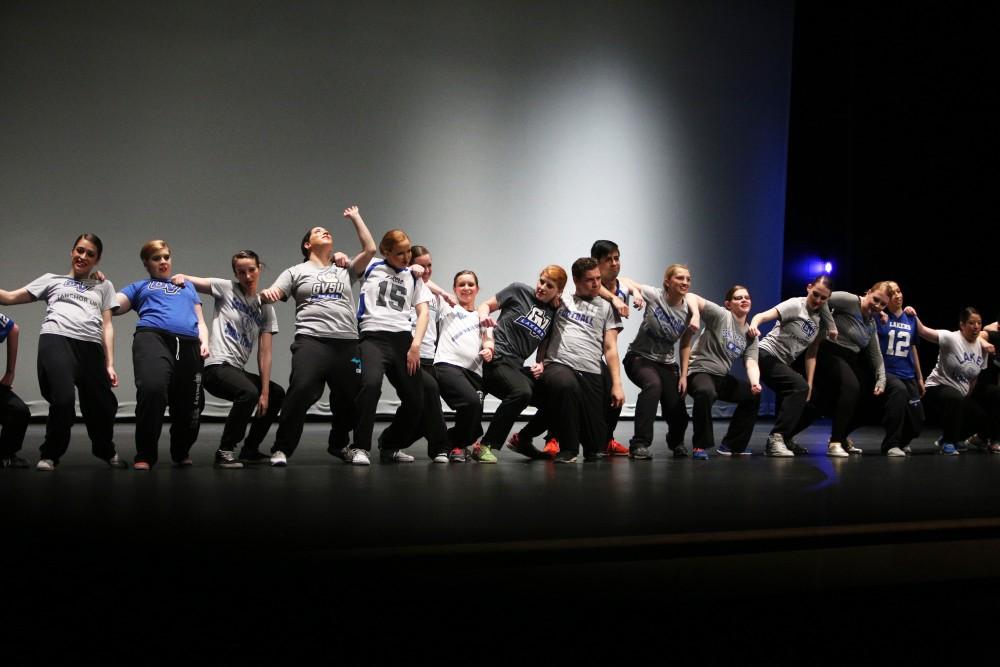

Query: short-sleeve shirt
<box><xmin>434</xmin><ymin>301</ymin><xmax>484</xmax><ymax>375</ymax></box>
<box><xmin>0</xmin><ymin>313</ymin><xmax>14</xmax><ymax>343</ymax></box>
<box><xmin>687</xmin><ymin>301</ymin><xmax>758</xmax><ymax>376</ymax></box>
<box><xmin>925</xmin><ymin>330</ymin><xmax>988</xmax><ymax>396</ymax></box>
<box><xmin>491</xmin><ymin>283</ymin><xmax>557</xmax><ymax>366</ymax></box>
<box><xmin>25</xmin><ymin>274</ymin><xmax>118</xmax><ymax>344</ymax></box>
<box><xmin>357</xmin><ymin>260</ymin><xmax>431</xmax><ymax>334</ymax></box>
<box><xmin>119</xmin><ymin>279</ymin><xmax>201</xmax><ymax>338</ymax></box>
<box><xmin>828</xmin><ymin>291</ymin><xmax>877</xmax><ymax>353</ymax></box>
<box><xmin>413</xmin><ymin>292</ymin><xmax>441</xmax><ymax>359</ymax></box>
<box><xmin>545</xmin><ymin>294</ymin><xmax>621</xmax><ymax>375</ymax></box>
<box><xmin>628</xmin><ymin>285</ymin><xmax>689</xmax><ymax>365</ymax></box>
<box><xmin>206</xmin><ymin>279</ymin><xmax>279</xmax><ymax>369</ymax></box>
<box><xmin>271</xmin><ymin>262</ymin><xmax>358</xmax><ymax>339</ymax></box>
<box><xmin>759</xmin><ymin>297</ymin><xmax>825</xmax><ymax>365</ymax></box>
<box><xmin>878</xmin><ymin>311</ymin><xmax>918</xmax><ymax>380</ymax></box>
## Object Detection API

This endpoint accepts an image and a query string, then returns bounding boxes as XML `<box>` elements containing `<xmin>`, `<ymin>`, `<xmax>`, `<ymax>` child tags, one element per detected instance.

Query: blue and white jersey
<box><xmin>26</xmin><ymin>273</ymin><xmax>118</xmax><ymax>344</ymax></box>
<box><xmin>120</xmin><ymin>278</ymin><xmax>201</xmax><ymax>338</ymax></box>
<box><xmin>357</xmin><ymin>259</ymin><xmax>431</xmax><ymax>334</ymax></box>
<box><xmin>205</xmin><ymin>278</ymin><xmax>278</xmax><ymax>369</ymax></box>
<box><xmin>878</xmin><ymin>311</ymin><xmax>918</xmax><ymax>380</ymax></box>
<box><xmin>925</xmin><ymin>330</ymin><xmax>988</xmax><ymax>397</ymax></box>
<box><xmin>0</xmin><ymin>313</ymin><xmax>14</xmax><ymax>343</ymax></box>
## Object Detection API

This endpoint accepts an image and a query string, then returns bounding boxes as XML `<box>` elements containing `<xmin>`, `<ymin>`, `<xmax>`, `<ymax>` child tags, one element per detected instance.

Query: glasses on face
<box><xmin>809</xmin><ymin>291</ymin><xmax>829</xmax><ymax>301</ymax></box>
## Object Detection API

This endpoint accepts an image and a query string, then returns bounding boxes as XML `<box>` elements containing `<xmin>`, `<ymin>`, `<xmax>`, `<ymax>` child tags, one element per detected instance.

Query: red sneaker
<box><xmin>606</xmin><ymin>439</ymin><xmax>629</xmax><ymax>456</ymax></box>
<box><xmin>542</xmin><ymin>438</ymin><xmax>560</xmax><ymax>458</ymax></box>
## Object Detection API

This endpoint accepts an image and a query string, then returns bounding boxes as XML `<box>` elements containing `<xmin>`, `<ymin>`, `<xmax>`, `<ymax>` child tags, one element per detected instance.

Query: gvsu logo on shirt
<box><xmin>514</xmin><ymin>307</ymin><xmax>551</xmax><ymax>339</ymax></box>
<box><xmin>653</xmin><ymin>306</ymin><xmax>686</xmax><ymax>336</ymax></box>
<box><xmin>148</xmin><ymin>281</ymin><xmax>183</xmax><ymax>295</ymax></box>
<box><xmin>723</xmin><ymin>327</ymin><xmax>745</xmax><ymax>360</ymax></box>
<box><xmin>62</xmin><ymin>279</ymin><xmax>91</xmax><ymax>293</ymax></box>
<box><xmin>310</xmin><ymin>278</ymin><xmax>346</xmax><ymax>300</ymax></box>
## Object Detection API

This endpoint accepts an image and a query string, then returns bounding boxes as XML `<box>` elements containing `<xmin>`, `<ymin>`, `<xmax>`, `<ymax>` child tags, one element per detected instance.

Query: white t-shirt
<box><xmin>434</xmin><ymin>301</ymin><xmax>483</xmax><ymax>375</ymax></box>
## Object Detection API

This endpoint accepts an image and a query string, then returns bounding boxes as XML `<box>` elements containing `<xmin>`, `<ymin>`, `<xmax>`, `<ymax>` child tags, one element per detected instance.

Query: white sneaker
<box><xmin>844</xmin><ymin>438</ymin><xmax>863</xmax><ymax>455</ymax></box>
<box><xmin>107</xmin><ymin>453</ymin><xmax>128</xmax><ymax>469</ymax></box>
<box><xmin>269</xmin><ymin>451</ymin><xmax>287</xmax><ymax>467</ymax></box>
<box><xmin>349</xmin><ymin>448</ymin><xmax>371</xmax><ymax>466</ymax></box>
<box><xmin>765</xmin><ymin>434</ymin><xmax>794</xmax><ymax>457</ymax></box>
<box><xmin>886</xmin><ymin>447</ymin><xmax>907</xmax><ymax>457</ymax></box>
<box><xmin>380</xmin><ymin>449</ymin><xmax>415</xmax><ymax>463</ymax></box>
<box><xmin>432</xmin><ymin>452</ymin><xmax>449</xmax><ymax>464</ymax></box>
<box><xmin>827</xmin><ymin>442</ymin><xmax>849</xmax><ymax>458</ymax></box>
<box><xmin>36</xmin><ymin>459</ymin><xmax>55</xmax><ymax>471</ymax></box>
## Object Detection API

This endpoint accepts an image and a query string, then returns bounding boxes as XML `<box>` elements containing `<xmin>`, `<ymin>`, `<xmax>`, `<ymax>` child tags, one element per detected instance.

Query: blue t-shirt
<box><xmin>0</xmin><ymin>313</ymin><xmax>14</xmax><ymax>343</ymax></box>
<box><xmin>878</xmin><ymin>311</ymin><xmax>917</xmax><ymax>380</ymax></box>
<box><xmin>120</xmin><ymin>279</ymin><xmax>201</xmax><ymax>338</ymax></box>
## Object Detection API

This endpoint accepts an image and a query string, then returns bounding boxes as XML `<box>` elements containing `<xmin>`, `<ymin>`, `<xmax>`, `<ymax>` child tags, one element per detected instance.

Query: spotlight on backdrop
<box><xmin>802</xmin><ymin>258</ymin><xmax>834</xmax><ymax>279</ymax></box>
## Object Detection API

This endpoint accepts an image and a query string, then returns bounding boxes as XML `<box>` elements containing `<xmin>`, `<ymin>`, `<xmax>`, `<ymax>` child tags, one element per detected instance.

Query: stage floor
<box><xmin>4</xmin><ymin>420</ymin><xmax>999</xmax><ymax>659</ymax></box>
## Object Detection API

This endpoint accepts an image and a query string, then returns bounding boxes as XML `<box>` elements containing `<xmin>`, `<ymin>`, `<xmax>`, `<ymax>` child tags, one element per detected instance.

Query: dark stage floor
<box><xmin>4</xmin><ymin>420</ymin><xmax>999</xmax><ymax>660</ymax></box>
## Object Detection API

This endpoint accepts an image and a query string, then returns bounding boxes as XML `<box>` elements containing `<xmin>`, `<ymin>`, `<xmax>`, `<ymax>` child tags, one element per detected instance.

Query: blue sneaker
<box><xmin>940</xmin><ymin>442</ymin><xmax>959</xmax><ymax>456</ymax></box>
<box><xmin>692</xmin><ymin>448</ymin><xmax>709</xmax><ymax>460</ymax></box>
<box><xmin>716</xmin><ymin>444</ymin><xmax>733</xmax><ymax>456</ymax></box>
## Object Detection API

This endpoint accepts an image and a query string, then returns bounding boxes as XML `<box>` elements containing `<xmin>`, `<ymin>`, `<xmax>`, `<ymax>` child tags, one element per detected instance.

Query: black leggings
<box><xmin>481</xmin><ymin>361</ymin><xmax>537</xmax><ymax>448</ymax></box>
<box><xmin>273</xmin><ymin>335</ymin><xmax>359</xmax><ymax>457</ymax></box>
<box><xmin>133</xmin><ymin>330</ymin><xmax>203</xmax><ymax>466</ymax></box>
<box><xmin>37</xmin><ymin>334</ymin><xmax>118</xmax><ymax>463</ymax></box>
<box><xmin>203</xmin><ymin>363</ymin><xmax>286</xmax><ymax>452</ymax></box>
<box><xmin>688</xmin><ymin>372</ymin><xmax>760</xmax><ymax>452</ymax></box>
<box><xmin>356</xmin><ymin>331</ymin><xmax>423</xmax><ymax>451</ymax></box>
<box><xmin>405</xmin><ymin>359</ymin><xmax>450</xmax><ymax>457</ymax></box>
<box><xmin>624</xmin><ymin>352</ymin><xmax>688</xmax><ymax>450</ymax></box>
<box><xmin>758</xmin><ymin>352</ymin><xmax>809</xmax><ymax>438</ymax></box>
<box><xmin>435</xmin><ymin>362</ymin><xmax>484</xmax><ymax>449</ymax></box>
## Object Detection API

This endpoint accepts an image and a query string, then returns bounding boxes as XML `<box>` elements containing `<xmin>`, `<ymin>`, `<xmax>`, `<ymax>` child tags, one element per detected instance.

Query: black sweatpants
<box><xmin>133</xmin><ymin>330</ymin><xmax>203</xmax><ymax>466</ymax></box>
<box><xmin>624</xmin><ymin>352</ymin><xmax>688</xmax><ymax>451</ymax></box>
<box><xmin>273</xmin><ymin>335</ymin><xmax>360</xmax><ymax>457</ymax></box>
<box><xmin>481</xmin><ymin>361</ymin><xmax>537</xmax><ymax>448</ymax></box>
<box><xmin>688</xmin><ymin>372</ymin><xmax>760</xmax><ymax>452</ymax></box>
<box><xmin>435</xmin><ymin>362</ymin><xmax>484</xmax><ymax>449</ymax></box>
<box><xmin>540</xmin><ymin>363</ymin><xmax>605</xmax><ymax>459</ymax></box>
<box><xmin>0</xmin><ymin>385</ymin><xmax>30</xmax><ymax>458</ymax></box>
<box><xmin>356</xmin><ymin>331</ymin><xmax>423</xmax><ymax>451</ymax></box>
<box><xmin>758</xmin><ymin>351</ymin><xmax>809</xmax><ymax>438</ymax></box>
<box><xmin>405</xmin><ymin>359</ymin><xmax>450</xmax><ymax>458</ymax></box>
<box><xmin>37</xmin><ymin>334</ymin><xmax>118</xmax><ymax>462</ymax></box>
<box><xmin>924</xmin><ymin>384</ymin><xmax>1000</xmax><ymax>443</ymax></box>
<box><xmin>203</xmin><ymin>363</ymin><xmax>286</xmax><ymax>452</ymax></box>
<box><xmin>602</xmin><ymin>361</ymin><xmax>622</xmax><ymax>442</ymax></box>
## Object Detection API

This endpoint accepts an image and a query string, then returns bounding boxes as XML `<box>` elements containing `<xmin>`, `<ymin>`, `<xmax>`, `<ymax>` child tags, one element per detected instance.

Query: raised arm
<box><xmin>424</xmin><ymin>279</ymin><xmax>457</xmax><ymax>307</ymax></box>
<box><xmin>0</xmin><ymin>288</ymin><xmax>33</xmax><ymax>307</ymax></box>
<box><xmin>102</xmin><ymin>309</ymin><xmax>118</xmax><ymax>387</ymax></box>
<box><xmin>257</xmin><ymin>331</ymin><xmax>274</xmax><ymax>415</ymax></box>
<box><xmin>619</xmin><ymin>276</ymin><xmax>645</xmax><ymax>310</ymax></box>
<box><xmin>909</xmin><ymin>309</ymin><xmax>939</xmax><ymax>344</ymax></box>
<box><xmin>170</xmin><ymin>274</ymin><xmax>213</xmax><ymax>294</ymax></box>
<box><xmin>344</xmin><ymin>206</ymin><xmax>378</xmax><ymax>279</ymax></box>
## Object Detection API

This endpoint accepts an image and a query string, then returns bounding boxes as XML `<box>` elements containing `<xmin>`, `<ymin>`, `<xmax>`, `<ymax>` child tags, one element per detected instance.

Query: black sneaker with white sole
<box><xmin>214</xmin><ymin>450</ymin><xmax>244</xmax><ymax>469</ymax></box>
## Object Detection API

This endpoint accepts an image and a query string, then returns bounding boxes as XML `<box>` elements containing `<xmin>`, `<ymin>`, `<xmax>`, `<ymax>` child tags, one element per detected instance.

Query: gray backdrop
<box><xmin>0</xmin><ymin>0</ymin><xmax>793</xmax><ymax>417</ymax></box>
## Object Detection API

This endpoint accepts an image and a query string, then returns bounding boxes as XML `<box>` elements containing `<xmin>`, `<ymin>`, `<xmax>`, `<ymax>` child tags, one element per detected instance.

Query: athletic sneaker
<box><xmin>606</xmin><ymin>439</ymin><xmax>629</xmax><ymax>457</ymax></box>
<box><xmin>844</xmin><ymin>438</ymin><xmax>863</xmax><ymax>455</ymax></box>
<box><xmin>240</xmin><ymin>449</ymin><xmax>272</xmax><ymax>464</ymax></box>
<box><xmin>964</xmin><ymin>434</ymin><xmax>988</xmax><ymax>451</ymax></box>
<box><xmin>765</xmin><ymin>434</ymin><xmax>794</xmax><ymax>458</ymax></box>
<box><xmin>553</xmin><ymin>451</ymin><xmax>578</xmax><ymax>464</ymax></box>
<box><xmin>692</xmin><ymin>448</ymin><xmax>709</xmax><ymax>460</ymax></box>
<box><xmin>989</xmin><ymin>441</ymin><xmax>1000</xmax><ymax>454</ymax></box>
<box><xmin>380</xmin><ymin>449</ymin><xmax>415</xmax><ymax>464</ymax></box>
<box><xmin>269</xmin><ymin>451</ymin><xmax>288</xmax><ymax>467</ymax></box>
<box><xmin>214</xmin><ymin>450</ymin><xmax>244</xmax><ymax>469</ymax></box>
<box><xmin>886</xmin><ymin>447</ymin><xmax>907</xmax><ymax>457</ymax></box>
<box><xmin>348</xmin><ymin>448</ymin><xmax>371</xmax><ymax>466</ymax></box>
<box><xmin>134</xmin><ymin>461</ymin><xmax>151</xmax><ymax>471</ymax></box>
<box><xmin>716</xmin><ymin>444</ymin><xmax>734</xmax><ymax>456</ymax></box>
<box><xmin>36</xmin><ymin>459</ymin><xmax>55</xmax><ymax>471</ymax></box>
<box><xmin>432</xmin><ymin>452</ymin><xmax>449</xmax><ymax>464</ymax></box>
<box><xmin>629</xmin><ymin>446</ymin><xmax>652</xmax><ymax>460</ymax></box>
<box><xmin>903</xmin><ymin>445</ymin><xmax>913</xmax><ymax>455</ymax></box>
<box><xmin>173</xmin><ymin>458</ymin><xmax>194</xmax><ymax>467</ymax></box>
<box><xmin>471</xmin><ymin>443</ymin><xmax>498</xmax><ymax>464</ymax></box>
<box><xmin>827</xmin><ymin>442</ymin><xmax>849</xmax><ymax>458</ymax></box>
<box><xmin>106</xmin><ymin>453</ymin><xmax>128</xmax><ymax>469</ymax></box>
<box><xmin>788</xmin><ymin>438</ymin><xmax>810</xmax><ymax>456</ymax></box>
<box><xmin>448</xmin><ymin>447</ymin><xmax>466</xmax><ymax>463</ymax></box>
<box><xmin>1</xmin><ymin>455</ymin><xmax>29</xmax><ymax>469</ymax></box>
<box><xmin>672</xmin><ymin>445</ymin><xmax>690</xmax><ymax>458</ymax></box>
<box><xmin>939</xmin><ymin>442</ymin><xmax>959</xmax><ymax>456</ymax></box>
<box><xmin>542</xmin><ymin>438</ymin><xmax>560</xmax><ymax>458</ymax></box>
<box><xmin>507</xmin><ymin>432</ymin><xmax>537</xmax><ymax>458</ymax></box>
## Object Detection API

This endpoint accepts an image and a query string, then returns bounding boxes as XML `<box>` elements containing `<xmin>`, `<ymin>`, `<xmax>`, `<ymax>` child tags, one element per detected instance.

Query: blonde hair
<box><xmin>140</xmin><ymin>240</ymin><xmax>170</xmax><ymax>262</ymax></box>
<box><xmin>540</xmin><ymin>265</ymin><xmax>568</xmax><ymax>291</ymax></box>
<box><xmin>664</xmin><ymin>263</ymin><xmax>690</xmax><ymax>282</ymax></box>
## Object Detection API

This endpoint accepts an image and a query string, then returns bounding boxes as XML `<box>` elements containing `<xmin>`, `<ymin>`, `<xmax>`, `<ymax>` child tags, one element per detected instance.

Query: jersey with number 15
<box><xmin>877</xmin><ymin>311</ymin><xmax>917</xmax><ymax>380</ymax></box>
<box><xmin>357</xmin><ymin>259</ymin><xmax>431</xmax><ymax>334</ymax></box>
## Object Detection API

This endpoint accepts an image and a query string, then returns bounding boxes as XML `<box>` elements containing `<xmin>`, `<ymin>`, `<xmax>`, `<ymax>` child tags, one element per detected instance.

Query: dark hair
<box><xmin>231</xmin><ymin>250</ymin><xmax>263</xmax><ymax>272</ymax></box>
<box><xmin>572</xmin><ymin>257</ymin><xmax>599</xmax><ymax>281</ymax></box>
<box><xmin>725</xmin><ymin>284</ymin><xmax>750</xmax><ymax>302</ymax></box>
<box><xmin>73</xmin><ymin>234</ymin><xmax>104</xmax><ymax>259</ymax></box>
<box><xmin>810</xmin><ymin>274</ymin><xmax>833</xmax><ymax>290</ymax></box>
<box><xmin>590</xmin><ymin>240</ymin><xmax>619</xmax><ymax>261</ymax></box>
<box><xmin>411</xmin><ymin>245</ymin><xmax>430</xmax><ymax>262</ymax></box>
<box><xmin>453</xmin><ymin>269</ymin><xmax>479</xmax><ymax>287</ymax></box>
<box><xmin>299</xmin><ymin>229</ymin><xmax>313</xmax><ymax>260</ymax></box>
<box><xmin>960</xmin><ymin>307</ymin><xmax>981</xmax><ymax>324</ymax></box>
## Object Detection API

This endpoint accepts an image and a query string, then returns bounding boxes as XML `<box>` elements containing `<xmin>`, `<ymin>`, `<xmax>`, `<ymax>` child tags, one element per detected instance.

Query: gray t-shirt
<box><xmin>627</xmin><ymin>285</ymin><xmax>690</xmax><ymax>365</ymax></box>
<box><xmin>272</xmin><ymin>262</ymin><xmax>358</xmax><ymax>339</ymax></box>
<box><xmin>206</xmin><ymin>278</ymin><xmax>279</xmax><ymax>369</ymax></box>
<box><xmin>25</xmin><ymin>273</ymin><xmax>117</xmax><ymax>345</ymax></box>
<box><xmin>492</xmin><ymin>283</ymin><xmax>557</xmax><ymax>366</ymax></box>
<box><xmin>759</xmin><ymin>297</ymin><xmax>832</xmax><ymax>364</ymax></box>
<box><xmin>828</xmin><ymin>291</ymin><xmax>885</xmax><ymax>388</ymax></box>
<box><xmin>545</xmin><ymin>294</ymin><xmax>621</xmax><ymax>375</ymax></box>
<box><xmin>925</xmin><ymin>330</ymin><xmax>988</xmax><ymax>396</ymax></box>
<box><xmin>687</xmin><ymin>301</ymin><xmax>758</xmax><ymax>377</ymax></box>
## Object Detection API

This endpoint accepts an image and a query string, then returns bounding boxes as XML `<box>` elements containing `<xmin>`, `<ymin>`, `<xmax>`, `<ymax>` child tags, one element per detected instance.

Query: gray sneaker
<box><xmin>348</xmin><ymin>448</ymin><xmax>371</xmax><ymax>466</ymax></box>
<box><xmin>671</xmin><ymin>445</ymin><xmax>690</xmax><ymax>458</ymax></box>
<box><xmin>886</xmin><ymin>447</ymin><xmax>907</xmax><ymax>457</ymax></box>
<box><xmin>214</xmin><ymin>449</ymin><xmax>244</xmax><ymax>469</ymax></box>
<box><xmin>1</xmin><ymin>454</ymin><xmax>30</xmax><ymax>469</ymax></box>
<box><xmin>380</xmin><ymin>449</ymin><xmax>415</xmax><ymax>464</ymax></box>
<box><xmin>629</xmin><ymin>446</ymin><xmax>652</xmax><ymax>460</ymax></box>
<box><xmin>765</xmin><ymin>434</ymin><xmax>794</xmax><ymax>457</ymax></box>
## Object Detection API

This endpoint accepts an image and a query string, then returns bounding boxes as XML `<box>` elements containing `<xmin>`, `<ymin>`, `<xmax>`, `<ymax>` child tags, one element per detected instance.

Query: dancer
<box><xmin>0</xmin><ymin>313</ymin><xmax>30</xmax><ymax>468</ymax></box>
<box><xmin>0</xmin><ymin>234</ymin><xmax>124</xmax><ymax>470</ymax></box>
<box><xmin>171</xmin><ymin>250</ymin><xmax>284</xmax><ymax>468</ymax></box>
<box><xmin>259</xmin><ymin>206</ymin><xmax>376</xmax><ymax>466</ymax></box>
<box><xmin>681</xmin><ymin>285</ymin><xmax>762</xmax><ymax>460</ymax></box>
<box><xmin>876</xmin><ymin>281</ymin><xmax>924</xmax><ymax>455</ymax></box>
<box><xmin>116</xmin><ymin>240</ymin><xmax>209</xmax><ymax>469</ymax></box>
